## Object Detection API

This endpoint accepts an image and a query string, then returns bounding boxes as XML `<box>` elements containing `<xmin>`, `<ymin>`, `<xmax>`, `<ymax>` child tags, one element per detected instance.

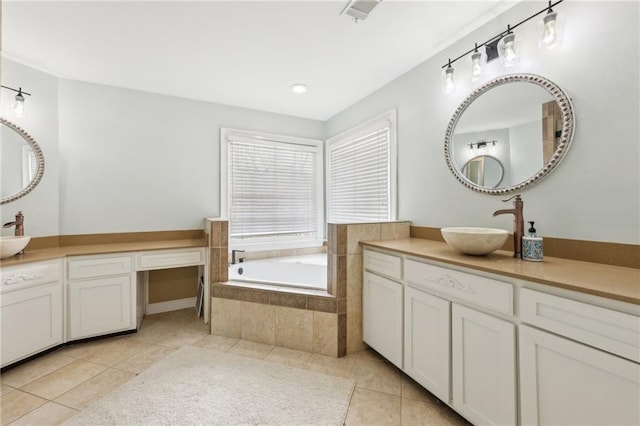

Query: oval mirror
<box><xmin>444</xmin><ymin>74</ymin><xmax>575</xmax><ymax>195</ymax></box>
<box><xmin>1</xmin><ymin>118</ymin><xmax>45</xmax><ymax>204</ymax></box>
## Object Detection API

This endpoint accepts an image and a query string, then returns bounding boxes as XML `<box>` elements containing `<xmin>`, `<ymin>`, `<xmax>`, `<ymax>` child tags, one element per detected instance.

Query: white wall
<box><xmin>510</xmin><ymin>120</ymin><xmax>542</xmax><ymax>184</ymax></box>
<box><xmin>326</xmin><ymin>1</ymin><xmax>639</xmax><ymax>244</ymax></box>
<box><xmin>57</xmin><ymin>79</ymin><xmax>324</xmax><ymax>234</ymax></box>
<box><xmin>1</xmin><ymin>60</ymin><xmax>59</xmax><ymax>237</ymax></box>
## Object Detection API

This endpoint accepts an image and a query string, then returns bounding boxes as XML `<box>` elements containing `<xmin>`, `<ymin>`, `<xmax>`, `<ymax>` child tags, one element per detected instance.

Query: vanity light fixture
<box><xmin>442</xmin><ymin>60</ymin><xmax>456</xmax><ymax>94</ymax></box>
<box><xmin>539</xmin><ymin>1</ymin><xmax>563</xmax><ymax>49</ymax></box>
<box><xmin>498</xmin><ymin>25</ymin><xmax>520</xmax><ymax>67</ymax></box>
<box><xmin>468</xmin><ymin>140</ymin><xmax>497</xmax><ymax>150</ymax></box>
<box><xmin>290</xmin><ymin>83</ymin><xmax>309</xmax><ymax>94</ymax></box>
<box><xmin>1</xmin><ymin>85</ymin><xmax>32</xmax><ymax>117</ymax></box>
<box><xmin>440</xmin><ymin>0</ymin><xmax>566</xmax><ymax>93</ymax></box>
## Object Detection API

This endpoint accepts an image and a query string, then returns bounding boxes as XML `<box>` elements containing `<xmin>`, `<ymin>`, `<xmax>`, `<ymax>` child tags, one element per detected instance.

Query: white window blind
<box><xmin>228</xmin><ymin>136</ymin><xmax>319</xmax><ymax>240</ymax></box>
<box><xmin>327</xmin><ymin>114</ymin><xmax>395</xmax><ymax>223</ymax></box>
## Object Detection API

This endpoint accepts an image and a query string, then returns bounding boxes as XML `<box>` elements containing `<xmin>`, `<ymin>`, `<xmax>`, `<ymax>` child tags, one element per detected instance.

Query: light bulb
<box><xmin>12</xmin><ymin>92</ymin><xmax>25</xmax><ymax>117</ymax></box>
<box><xmin>470</xmin><ymin>51</ymin><xmax>483</xmax><ymax>81</ymax></box>
<box><xmin>539</xmin><ymin>10</ymin><xmax>563</xmax><ymax>49</ymax></box>
<box><xmin>442</xmin><ymin>65</ymin><xmax>455</xmax><ymax>94</ymax></box>
<box><xmin>498</xmin><ymin>32</ymin><xmax>520</xmax><ymax>67</ymax></box>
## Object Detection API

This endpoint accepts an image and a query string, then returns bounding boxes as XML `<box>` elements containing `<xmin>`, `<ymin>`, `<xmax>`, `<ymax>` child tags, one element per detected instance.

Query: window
<box><xmin>221</xmin><ymin>128</ymin><xmax>323</xmax><ymax>249</ymax></box>
<box><xmin>326</xmin><ymin>110</ymin><xmax>397</xmax><ymax>223</ymax></box>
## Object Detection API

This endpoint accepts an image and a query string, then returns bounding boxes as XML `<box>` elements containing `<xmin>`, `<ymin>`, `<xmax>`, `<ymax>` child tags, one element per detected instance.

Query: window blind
<box><xmin>328</xmin><ymin>125</ymin><xmax>391</xmax><ymax>223</ymax></box>
<box><xmin>228</xmin><ymin>137</ymin><xmax>319</xmax><ymax>239</ymax></box>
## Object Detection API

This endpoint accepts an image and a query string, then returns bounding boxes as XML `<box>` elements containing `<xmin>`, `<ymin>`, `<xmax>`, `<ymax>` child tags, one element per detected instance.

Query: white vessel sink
<box><xmin>441</xmin><ymin>227</ymin><xmax>509</xmax><ymax>256</ymax></box>
<box><xmin>0</xmin><ymin>236</ymin><xmax>31</xmax><ymax>259</ymax></box>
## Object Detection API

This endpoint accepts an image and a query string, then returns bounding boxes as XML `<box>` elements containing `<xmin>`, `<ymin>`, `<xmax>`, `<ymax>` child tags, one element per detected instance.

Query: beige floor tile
<box><xmin>1</xmin><ymin>384</ymin><xmax>16</xmax><ymax>396</ymax></box>
<box><xmin>8</xmin><ymin>401</ymin><xmax>78</xmax><ymax>426</ymax></box>
<box><xmin>345</xmin><ymin>388</ymin><xmax>401</xmax><ymax>426</ymax></box>
<box><xmin>20</xmin><ymin>360</ymin><xmax>107</xmax><ymax>400</ymax></box>
<box><xmin>401</xmin><ymin>374</ymin><xmax>434</xmax><ymax>402</ymax></box>
<box><xmin>264</xmin><ymin>347</ymin><xmax>312</xmax><ymax>368</ymax></box>
<box><xmin>54</xmin><ymin>368</ymin><xmax>135</xmax><ymax>410</ymax></box>
<box><xmin>1</xmin><ymin>353</ymin><xmax>76</xmax><ymax>388</ymax></box>
<box><xmin>0</xmin><ymin>390</ymin><xmax>46</xmax><ymax>426</ymax></box>
<box><xmin>352</xmin><ymin>356</ymin><xmax>402</xmax><ymax>396</ymax></box>
<box><xmin>304</xmin><ymin>353</ymin><xmax>354</xmax><ymax>379</ymax></box>
<box><xmin>191</xmin><ymin>335</ymin><xmax>239</xmax><ymax>352</ymax></box>
<box><xmin>401</xmin><ymin>397</ymin><xmax>470</xmax><ymax>426</ymax></box>
<box><xmin>60</xmin><ymin>337</ymin><xmax>151</xmax><ymax>367</ymax></box>
<box><xmin>112</xmin><ymin>345</ymin><xmax>177</xmax><ymax>374</ymax></box>
<box><xmin>227</xmin><ymin>340</ymin><xmax>273</xmax><ymax>360</ymax></box>
<box><xmin>137</xmin><ymin>325</ymin><xmax>208</xmax><ymax>348</ymax></box>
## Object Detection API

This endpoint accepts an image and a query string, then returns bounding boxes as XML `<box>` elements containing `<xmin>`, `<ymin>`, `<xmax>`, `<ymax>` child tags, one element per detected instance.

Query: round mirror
<box><xmin>1</xmin><ymin>118</ymin><xmax>45</xmax><ymax>204</ymax></box>
<box><xmin>444</xmin><ymin>74</ymin><xmax>575</xmax><ymax>195</ymax></box>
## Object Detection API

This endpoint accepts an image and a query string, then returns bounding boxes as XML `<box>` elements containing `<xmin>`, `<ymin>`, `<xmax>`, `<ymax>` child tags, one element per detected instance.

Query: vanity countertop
<box><xmin>0</xmin><ymin>238</ymin><xmax>207</xmax><ymax>267</ymax></box>
<box><xmin>362</xmin><ymin>238</ymin><xmax>640</xmax><ymax>305</ymax></box>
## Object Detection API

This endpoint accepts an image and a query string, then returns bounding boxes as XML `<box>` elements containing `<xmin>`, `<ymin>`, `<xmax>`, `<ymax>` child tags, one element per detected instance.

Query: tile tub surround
<box><xmin>209</xmin><ymin>221</ymin><xmax>410</xmax><ymax>357</ymax></box>
<box><xmin>204</xmin><ymin>218</ymin><xmax>228</xmax><ymax>284</ymax></box>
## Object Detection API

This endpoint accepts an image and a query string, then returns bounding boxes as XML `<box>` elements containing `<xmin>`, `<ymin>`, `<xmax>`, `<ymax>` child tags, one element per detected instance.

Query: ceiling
<box><xmin>2</xmin><ymin>1</ymin><xmax>520</xmax><ymax>121</ymax></box>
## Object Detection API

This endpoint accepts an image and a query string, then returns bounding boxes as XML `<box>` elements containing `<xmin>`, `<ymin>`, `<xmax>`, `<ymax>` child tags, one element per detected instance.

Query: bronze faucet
<box><xmin>493</xmin><ymin>195</ymin><xmax>524</xmax><ymax>258</ymax></box>
<box><xmin>3</xmin><ymin>211</ymin><xmax>25</xmax><ymax>236</ymax></box>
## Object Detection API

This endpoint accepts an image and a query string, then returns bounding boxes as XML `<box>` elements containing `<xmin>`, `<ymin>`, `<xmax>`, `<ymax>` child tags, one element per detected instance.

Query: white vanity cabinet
<box><xmin>67</xmin><ymin>253</ymin><xmax>136</xmax><ymax>340</ymax></box>
<box><xmin>519</xmin><ymin>288</ymin><xmax>640</xmax><ymax>425</ymax></box>
<box><xmin>0</xmin><ymin>259</ymin><xmax>64</xmax><ymax>367</ymax></box>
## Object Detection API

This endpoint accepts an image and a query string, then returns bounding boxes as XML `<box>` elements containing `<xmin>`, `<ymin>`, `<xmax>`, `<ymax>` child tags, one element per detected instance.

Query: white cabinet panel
<box><xmin>68</xmin><ymin>275</ymin><xmax>133</xmax><ymax>339</ymax></box>
<box><xmin>1</xmin><ymin>282</ymin><xmax>63</xmax><ymax>367</ymax></box>
<box><xmin>520</xmin><ymin>325</ymin><xmax>640</xmax><ymax>426</ymax></box>
<box><xmin>405</xmin><ymin>259</ymin><xmax>513</xmax><ymax>315</ymax></box>
<box><xmin>404</xmin><ymin>286</ymin><xmax>450</xmax><ymax>402</ymax></box>
<box><xmin>452</xmin><ymin>303</ymin><xmax>516</xmax><ymax>425</ymax></box>
<box><xmin>68</xmin><ymin>254</ymin><xmax>133</xmax><ymax>280</ymax></box>
<box><xmin>363</xmin><ymin>249</ymin><xmax>402</xmax><ymax>280</ymax></box>
<box><xmin>363</xmin><ymin>271</ymin><xmax>403</xmax><ymax>368</ymax></box>
<box><xmin>137</xmin><ymin>248</ymin><xmax>205</xmax><ymax>271</ymax></box>
<box><xmin>521</xmin><ymin>288</ymin><xmax>640</xmax><ymax>363</ymax></box>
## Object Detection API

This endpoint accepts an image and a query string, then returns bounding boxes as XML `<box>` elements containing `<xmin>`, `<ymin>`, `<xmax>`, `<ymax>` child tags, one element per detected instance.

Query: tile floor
<box><xmin>1</xmin><ymin>308</ymin><xmax>470</xmax><ymax>426</ymax></box>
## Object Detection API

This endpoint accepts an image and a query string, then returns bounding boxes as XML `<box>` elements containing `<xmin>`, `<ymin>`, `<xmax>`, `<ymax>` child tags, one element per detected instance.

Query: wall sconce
<box><xmin>440</xmin><ymin>0</ymin><xmax>566</xmax><ymax>93</ymax></box>
<box><xmin>442</xmin><ymin>59</ymin><xmax>456</xmax><ymax>94</ymax></box>
<box><xmin>468</xmin><ymin>140</ymin><xmax>497</xmax><ymax>150</ymax></box>
<box><xmin>1</xmin><ymin>85</ymin><xmax>32</xmax><ymax>117</ymax></box>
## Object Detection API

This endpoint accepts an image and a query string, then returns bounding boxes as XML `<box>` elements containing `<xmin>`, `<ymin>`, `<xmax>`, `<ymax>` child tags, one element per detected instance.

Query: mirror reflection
<box><xmin>462</xmin><ymin>155</ymin><xmax>504</xmax><ymax>188</ymax></box>
<box><xmin>445</xmin><ymin>74</ymin><xmax>574</xmax><ymax>195</ymax></box>
<box><xmin>0</xmin><ymin>118</ymin><xmax>45</xmax><ymax>204</ymax></box>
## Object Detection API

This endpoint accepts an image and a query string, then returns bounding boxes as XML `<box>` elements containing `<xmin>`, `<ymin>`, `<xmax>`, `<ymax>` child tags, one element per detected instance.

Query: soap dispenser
<box><xmin>522</xmin><ymin>221</ymin><xmax>543</xmax><ymax>262</ymax></box>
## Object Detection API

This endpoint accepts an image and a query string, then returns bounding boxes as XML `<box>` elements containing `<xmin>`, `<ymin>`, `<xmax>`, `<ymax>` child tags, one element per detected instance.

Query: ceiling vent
<box><xmin>341</xmin><ymin>0</ymin><xmax>382</xmax><ymax>23</ymax></box>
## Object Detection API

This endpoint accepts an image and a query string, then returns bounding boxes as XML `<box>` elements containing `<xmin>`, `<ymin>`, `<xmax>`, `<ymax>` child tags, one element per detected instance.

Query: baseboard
<box><xmin>146</xmin><ymin>297</ymin><xmax>197</xmax><ymax>315</ymax></box>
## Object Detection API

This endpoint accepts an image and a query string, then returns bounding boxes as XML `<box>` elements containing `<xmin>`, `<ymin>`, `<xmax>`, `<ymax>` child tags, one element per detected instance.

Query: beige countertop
<box><xmin>0</xmin><ymin>238</ymin><xmax>207</xmax><ymax>267</ymax></box>
<box><xmin>362</xmin><ymin>238</ymin><xmax>640</xmax><ymax>305</ymax></box>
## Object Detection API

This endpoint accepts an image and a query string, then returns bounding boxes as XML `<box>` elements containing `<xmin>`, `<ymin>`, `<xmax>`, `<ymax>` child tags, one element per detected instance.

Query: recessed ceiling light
<box><xmin>290</xmin><ymin>84</ymin><xmax>308</xmax><ymax>94</ymax></box>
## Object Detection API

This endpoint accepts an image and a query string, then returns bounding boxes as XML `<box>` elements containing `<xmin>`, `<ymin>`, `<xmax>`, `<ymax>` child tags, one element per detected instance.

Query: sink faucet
<box><xmin>493</xmin><ymin>195</ymin><xmax>524</xmax><ymax>258</ymax></box>
<box><xmin>3</xmin><ymin>211</ymin><xmax>24</xmax><ymax>236</ymax></box>
<box><xmin>231</xmin><ymin>249</ymin><xmax>246</xmax><ymax>265</ymax></box>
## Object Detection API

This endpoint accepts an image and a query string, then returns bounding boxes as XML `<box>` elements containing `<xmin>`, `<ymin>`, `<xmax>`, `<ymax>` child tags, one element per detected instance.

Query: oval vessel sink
<box><xmin>0</xmin><ymin>236</ymin><xmax>31</xmax><ymax>259</ymax></box>
<box><xmin>441</xmin><ymin>227</ymin><xmax>508</xmax><ymax>256</ymax></box>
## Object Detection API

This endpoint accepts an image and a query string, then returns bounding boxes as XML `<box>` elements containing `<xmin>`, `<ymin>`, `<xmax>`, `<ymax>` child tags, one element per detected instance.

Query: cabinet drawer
<box><xmin>68</xmin><ymin>254</ymin><xmax>133</xmax><ymax>280</ymax></box>
<box><xmin>521</xmin><ymin>288</ymin><xmax>640</xmax><ymax>363</ymax></box>
<box><xmin>137</xmin><ymin>248</ymin><xmax>205</xmax><ymax>271</ymax></box>
<box><xmin>1</xmin><ymin>259</ymin><xmax>63</xmax><ymax>293</ymax></box>
<box><xmin>363</xmin><ymin>249</ymin><xmax>402</xmax><ymax>280</ymax></box>
<box><xmin>405</xmin><ymin>259</ymin><xmax>513</xmax><ymax>315</ymax></box>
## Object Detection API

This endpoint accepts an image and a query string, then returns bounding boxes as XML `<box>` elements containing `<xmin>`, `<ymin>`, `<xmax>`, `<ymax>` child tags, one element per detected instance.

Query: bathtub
<box><xmin>228</xmin><ymin>253</ymin><xmax>327</xmax><ymax>291</ymax></box>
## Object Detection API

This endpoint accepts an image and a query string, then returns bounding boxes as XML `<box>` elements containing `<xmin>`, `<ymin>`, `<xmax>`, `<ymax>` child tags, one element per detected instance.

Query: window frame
<box><xmin>220</xmin><ymin>127</ymin><xmax>324</xmax><ymax>251</ymax></box>
<box><xmin>325</xmin><ymin>109</ymin><xmax>398</xmax><ymax>224</ymax></box>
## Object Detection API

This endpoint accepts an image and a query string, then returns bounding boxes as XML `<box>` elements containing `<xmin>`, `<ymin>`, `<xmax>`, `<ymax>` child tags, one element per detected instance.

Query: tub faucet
<box><xmin>493</xmin><ymin>195</ymin><xmax>524</xmax><ymax>259</ymax></box>
<box><xmin>231</xmin><ymin>249</ymin><xmax>246</xmax><ymax>265</ymax></box>
<box><xmin>3</xmin><ymin>211</ymin><xmax>25</xmax><ymax>236</ymax></box>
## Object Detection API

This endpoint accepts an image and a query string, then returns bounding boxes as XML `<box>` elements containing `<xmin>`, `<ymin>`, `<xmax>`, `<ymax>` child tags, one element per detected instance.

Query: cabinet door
<box><xmin>1</xmin><ymin>282</ymin><xmax>63</xmax><ymax>367</ymax></box>
<box><xmin>452</xmin><ymin>304</ymin><xmax>516</xmax><ymax>425</ymax></box>
<box><xmin>520</xmin><ymin>325</ymin><xmax>640</xmax><ymax>426</ymax></box>
<box><xmin>404</xmin><ymin>286</ymin><xmax>450</xmax><ymax>402</ymax></box>
<box><xmin>363</xmin><ymin>271</ymin><xmax>403</xmax><ymax>368</ymax></box>
<box><xmin>68</xmin><ymin>275</ymin><xmax>133</xmax><ymax>340</ymax></box>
